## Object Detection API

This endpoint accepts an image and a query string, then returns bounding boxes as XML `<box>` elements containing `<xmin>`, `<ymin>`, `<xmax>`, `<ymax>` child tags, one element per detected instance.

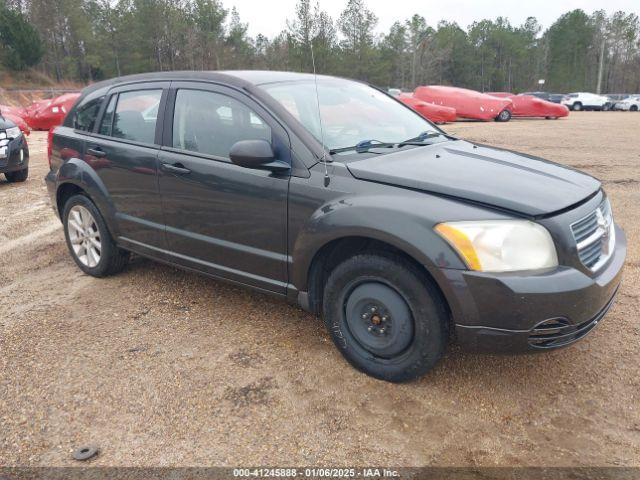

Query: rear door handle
<box><xmin>87</xmin><ymin>146</ymin><xmax>106</xmax><ymax>158</ymax></box>
<box><xmin>161</xmin><ymin>162</ymin><xmax>191</xmax><ymax>174</ymax></box>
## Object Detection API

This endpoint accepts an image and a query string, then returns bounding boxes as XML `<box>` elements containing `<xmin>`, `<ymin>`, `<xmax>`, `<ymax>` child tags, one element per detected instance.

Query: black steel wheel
<box><xmin>344</xmin><ymin>281</ymin><xmax>414</xmax><ymax>358</ymax></box>
<box><xmin>323</xmin><ymin>252</ymin><xmax>448</xmax><ymax>382</ymax></box>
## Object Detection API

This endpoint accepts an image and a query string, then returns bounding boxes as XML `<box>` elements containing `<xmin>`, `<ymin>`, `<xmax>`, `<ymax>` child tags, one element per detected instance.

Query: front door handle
<box><xmin>161</xmin><ymin>162</ymin><xmax>191</xmax><ymax>175</ymax></box>
<box><xmin>87</xmin><ymin>146</ymin><xmax>106</xmax><ymax>158</ymax></box>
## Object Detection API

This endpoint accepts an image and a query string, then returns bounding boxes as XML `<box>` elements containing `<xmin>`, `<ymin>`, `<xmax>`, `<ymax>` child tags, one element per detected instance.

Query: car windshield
<box><xmin>261</xmin><ymin>78</ymin><xmax>440</xmax><ymax>152</ymax></box>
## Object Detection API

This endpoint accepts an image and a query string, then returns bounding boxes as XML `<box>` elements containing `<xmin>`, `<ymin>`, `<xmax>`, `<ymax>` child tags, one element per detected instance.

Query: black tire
<box><xmin>62</xmin><ymin>194</ymin><xmax>129</xmax><ymax>277</ymax></box>
<box><xmin>602</xmin><ymin>104</ymin><xmax>611</xmax><ymax>111</ymax></box>
<box><xmin>545</xmin><ymin>116</ymin><xmax>558</xmax><ymax>120</ymax></box>
<box><xmin>631</xmin><ymin>105</ymin><xmax>638</xmax><ymax>112</ymax></box>
<box><xmin>495</xmin><ymin>109</ymin><xmax>512</xmax><ymax>122</ymax></box>
<box><xmin>572</xmin><ymin>102</ymin><xmax>582</xmax><ymax>111</ymax></box>
<box><xmin>5</xmin><ymin>168</ymin><xmax>28</xmax><ymax>183</ymax></box>
<box><xmin>322</xmin><ymin>252</ymin><xmax>448</xmax><ymax>383</ymax></box>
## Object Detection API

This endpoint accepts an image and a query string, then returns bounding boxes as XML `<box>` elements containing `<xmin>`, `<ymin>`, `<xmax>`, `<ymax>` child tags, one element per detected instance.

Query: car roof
<box><xmin>81</xmin><ymin>70</ymin><xmax>339</xmax><ymax>95</ymax></box>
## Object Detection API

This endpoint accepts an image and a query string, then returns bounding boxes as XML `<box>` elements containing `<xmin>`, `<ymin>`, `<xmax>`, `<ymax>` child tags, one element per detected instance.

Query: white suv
<box><xmin>561</xmin><ymin>92</ymin><xmax>610</xmax><ymax>111</ymax></box>
<box><xmin>614</xmin><ymin>95</ymin><xmax>640</xmax><ymax>111</ymax></box>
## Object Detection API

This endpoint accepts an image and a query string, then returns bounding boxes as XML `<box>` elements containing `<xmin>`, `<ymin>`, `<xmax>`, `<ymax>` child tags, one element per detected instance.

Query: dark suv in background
<box><xmin>46</xmin><ymin>71</ymin><xmax>625</xmax><ymax>382</ymax></box>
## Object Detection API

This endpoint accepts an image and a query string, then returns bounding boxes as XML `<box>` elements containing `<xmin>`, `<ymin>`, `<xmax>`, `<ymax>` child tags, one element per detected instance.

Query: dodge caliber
<box><xmin>45</xmin><ymin>71</ymin><xmax>626</xmax><ymax>382</ymax></box>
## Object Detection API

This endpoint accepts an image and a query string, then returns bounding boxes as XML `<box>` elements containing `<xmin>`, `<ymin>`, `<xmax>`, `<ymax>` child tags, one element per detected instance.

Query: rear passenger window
<box><xmin>74</xmin><ymin>96</ymin><xmax>104</xmax><ymax>132</ymax></box>
<box><xmin>112</xmin><ymin>90</ymin><xmax>162</xmax><ymax>144</ymax></box>
<box><xmin>172</xmin><ymin>89</ymin><xmax>271</xmax><ymax>158</ymax></box>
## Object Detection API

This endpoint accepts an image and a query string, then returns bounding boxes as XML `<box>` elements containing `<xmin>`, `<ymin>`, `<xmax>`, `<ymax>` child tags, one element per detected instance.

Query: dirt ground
<box><xmin>1</xmin><ymin>112</ymin><xmax>639</xmax><ymax>467</ymax></box>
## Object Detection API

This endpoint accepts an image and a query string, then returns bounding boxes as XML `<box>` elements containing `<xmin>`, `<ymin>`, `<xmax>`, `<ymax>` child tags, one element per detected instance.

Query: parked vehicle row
<box><xmin>393</xmin><ymin>86</ymin><xmax>568</xmax><ymax>123</ymax></box>
<box><xmin>392</xmin><ymin>86</ymin><xmax>639</xmax><ymax>121</ymax></box>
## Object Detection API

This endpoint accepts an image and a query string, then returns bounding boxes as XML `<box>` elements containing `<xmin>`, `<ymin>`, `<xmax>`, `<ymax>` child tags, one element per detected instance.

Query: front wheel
<box><xmin>572</xmin><ymin>102</ymin><xmax>582</xmax><ymax>111</ymax></box>
<box><xmin>322</xmin><ymin>253</ymin><xmax>448</xmax><ymax>382</ymax></box>
<box><xmin>495</xmin><ymin>109</ymin><xmax>512</xmax><ymax>122</ymax></box>
<box><xmin>5</xmin><ymin>168</ymin><xmax>28</xmax><ymax>183</ymax></box>
<box><xmin>631</xmin><ymin>105</ymin><xmax>638</xmax><ymax>112</ymax></box>
<box><xmin>62</xmin><ymin>194</ymin><xmax>129</xmax><ymax>277</ymax></box>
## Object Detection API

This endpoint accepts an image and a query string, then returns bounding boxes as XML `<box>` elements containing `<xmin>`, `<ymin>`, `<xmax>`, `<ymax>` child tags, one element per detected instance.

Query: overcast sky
<box><xmin>229</xmin><ymin>0</ymin><xmax>640</xmax><ymax>38</ymax></box>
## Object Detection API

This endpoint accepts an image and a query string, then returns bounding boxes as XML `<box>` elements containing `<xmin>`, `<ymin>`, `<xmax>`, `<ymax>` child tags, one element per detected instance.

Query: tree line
<box><xmin>1</xmin><ymin>0</ymin><xmax>640</xmax><ymax>94</ymax></box>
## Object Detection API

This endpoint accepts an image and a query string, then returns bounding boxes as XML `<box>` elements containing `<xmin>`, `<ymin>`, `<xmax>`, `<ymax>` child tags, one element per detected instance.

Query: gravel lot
<box><xmin>1</xmin><ymin>112</ymin><xmax>639</xmax><ymax>467</ymax></box>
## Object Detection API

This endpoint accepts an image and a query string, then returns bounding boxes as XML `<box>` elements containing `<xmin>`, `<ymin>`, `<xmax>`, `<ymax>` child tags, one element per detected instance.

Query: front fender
<box><xmin>290</xmin><ymin>193</ymin><xmax>468</xmax><ymax>292</ymax></box>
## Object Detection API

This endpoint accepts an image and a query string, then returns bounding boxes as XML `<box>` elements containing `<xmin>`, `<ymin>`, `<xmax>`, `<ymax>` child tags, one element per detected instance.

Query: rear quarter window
<box><xmin>72</xmin><ymin>96</ymin><xmax>105</xmax><ymax>132</ymax></box>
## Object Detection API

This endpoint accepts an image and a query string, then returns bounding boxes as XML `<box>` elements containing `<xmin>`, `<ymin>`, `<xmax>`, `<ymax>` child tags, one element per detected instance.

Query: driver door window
<box><xmin>172</xmin><ymin>89</ymin><xmax>271</xmax><ymax>159</ymax></box>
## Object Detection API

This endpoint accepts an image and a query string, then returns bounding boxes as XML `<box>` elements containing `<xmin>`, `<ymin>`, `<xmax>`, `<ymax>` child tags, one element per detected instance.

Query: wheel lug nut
<box><xmin>367</xmin><ymin>326</ymin><xmax>373</xmax><ymax>332</ymax></box>
<box><xmin>371</xmin><ymin>307</ymin><xmax>377</xmax><ymax>313</ymax></box>
<box><xmin>362</xmin><ymin>313</ymin><xmax>368</xmax><ymax>319</ymax></box>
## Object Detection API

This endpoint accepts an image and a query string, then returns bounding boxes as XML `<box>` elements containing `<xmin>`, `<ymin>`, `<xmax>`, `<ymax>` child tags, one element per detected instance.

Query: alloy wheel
<box><xmin>67</xmin><ymin>205</ymin><xmax>102</xmax><ymax>268</ymax></box>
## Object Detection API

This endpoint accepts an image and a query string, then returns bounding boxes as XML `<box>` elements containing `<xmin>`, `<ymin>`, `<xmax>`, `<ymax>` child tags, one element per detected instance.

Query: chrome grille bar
<box><xmin>571</xmin><ymin>198</ymin><xmax>615</xmax><ymax>272</ymax></box>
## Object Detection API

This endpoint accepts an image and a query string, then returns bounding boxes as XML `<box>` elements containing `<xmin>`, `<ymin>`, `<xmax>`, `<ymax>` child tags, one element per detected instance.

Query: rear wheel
<box><xmin>545</xmin><ymin>116</ymin><xmax>558</xmax><ymax>120</ymax></box>
<box><xmin>5</xmin><ymin>168</ymin><xmax>28</xmax><ymax>183</ymax></box>
<box><xmin>322</xmin><ymin>252</ymin><xmax>448</xmax><ymax>383</ymax></box>
<box><xmin>62</xmin><ymin>194</ymin><xmax>129</xmax><ymax>277</ymax></box>
<box><xmin>572</xmin><ymin>102</ymin><xmax>582</xmax><ymax>111</ymax></box>
<box><xmin>495</xmin><ymin>109</ymin><xmax>512</xmax><ymax>122</ymax></box>
<box><xmin>631</xmin><ymin>105</ymin><xmax>638</xmax><ymax>112</ymax></box>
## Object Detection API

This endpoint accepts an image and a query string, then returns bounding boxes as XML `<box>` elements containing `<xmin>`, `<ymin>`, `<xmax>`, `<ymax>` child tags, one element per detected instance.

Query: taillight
<box><xmin>47</xmin><ymin>127</ymin><xmax>55</xmax><ymax>168</ymax></box>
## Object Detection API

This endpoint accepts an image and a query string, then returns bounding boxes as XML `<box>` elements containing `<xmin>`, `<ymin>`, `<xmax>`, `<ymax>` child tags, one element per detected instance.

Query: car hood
<box><xmin>346</xmin><ymin>140</ymin><xmax>601</xmax><ymax>216</ymax></box>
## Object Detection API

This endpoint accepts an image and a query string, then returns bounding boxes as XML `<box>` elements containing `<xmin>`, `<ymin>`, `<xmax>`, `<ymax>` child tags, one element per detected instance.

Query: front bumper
<box><xmin>445</xmin><ymin>224</ymin><xmax>626</xmax><ymax>353</ymax></box>
<box><xmin>0</xmin><ymin>135</ymin><xmax>28</xmax><ymax>174</ymax></box>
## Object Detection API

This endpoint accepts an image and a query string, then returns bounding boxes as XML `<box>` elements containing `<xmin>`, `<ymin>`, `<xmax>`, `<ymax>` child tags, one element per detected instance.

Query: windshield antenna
<box><xmin>310</xmin><ymin>42</ymin><xmax>330</xmax><ymax>187</ymax></box>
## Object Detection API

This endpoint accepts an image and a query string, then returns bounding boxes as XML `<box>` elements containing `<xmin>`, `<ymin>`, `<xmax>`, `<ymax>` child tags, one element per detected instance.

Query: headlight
<box><xmin>435</xmin><ymin>220</ymin><xmax>558</xmax><ymax>272</ymax></box>
<box><xmin>5</xmin><ymin>126</ymin><xmax>21</xmax><ymax>139</ymax></box>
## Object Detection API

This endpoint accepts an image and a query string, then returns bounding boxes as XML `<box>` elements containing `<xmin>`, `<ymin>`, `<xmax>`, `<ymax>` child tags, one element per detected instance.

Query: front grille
<box><xmin>528</xmin><ymin>289</ymin><xmax>618</xmax><ymax>348</ymax></box>
<box><xmin>571</xmin><ymin>198</ymin><xmax>615</xmax><ymax>271</ymax></box>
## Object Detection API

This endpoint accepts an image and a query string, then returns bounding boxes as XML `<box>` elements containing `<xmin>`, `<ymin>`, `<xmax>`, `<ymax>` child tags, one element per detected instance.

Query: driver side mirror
<box><xmin>229</xmin><ymin>139</ymin><xmax>290</xmax><ymax>173</ymax></box>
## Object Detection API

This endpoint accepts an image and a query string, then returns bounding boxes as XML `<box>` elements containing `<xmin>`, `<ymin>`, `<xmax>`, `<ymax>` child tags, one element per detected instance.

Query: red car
<box><xmin>25</xmin><ymin>93</ymin><xmax>81</xmax><ymax>130</ymax></box>
<box><xmin>414</xmin><ymin>86</ymin><xmax>513</xmax><ymax>122</ymax></box>
<box><xmin>396</xmin><ymin>93</ymin><xmax>457</xmax><ymax>124</ymax></box>
<box><xmin>486</xmin><ymin>92</ymin><xmax>569</xmax><ymax>119</ymax></box>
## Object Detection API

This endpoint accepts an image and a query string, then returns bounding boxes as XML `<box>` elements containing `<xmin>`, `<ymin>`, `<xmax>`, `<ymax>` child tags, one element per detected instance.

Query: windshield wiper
<box><xmin>329</xmin><ymin>139</ymin><xmax>396</xmax><ymax>155</ymax></box>
<box><xmin>329</xmin><ymin>131</ymin><xmax>455</xmax><ymax>155</ymax></box>
<box><xmin>398</xmin><ymin>131</ymin><xmax>453</xmax><ymax>147</ymax></box>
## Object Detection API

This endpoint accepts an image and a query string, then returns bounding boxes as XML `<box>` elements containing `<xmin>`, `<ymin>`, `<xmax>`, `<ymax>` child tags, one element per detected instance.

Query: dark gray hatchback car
<box><xmin>46</xmin><ymin>71</ymin><xmax>626</xmax><ymax>382</ymax></box>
